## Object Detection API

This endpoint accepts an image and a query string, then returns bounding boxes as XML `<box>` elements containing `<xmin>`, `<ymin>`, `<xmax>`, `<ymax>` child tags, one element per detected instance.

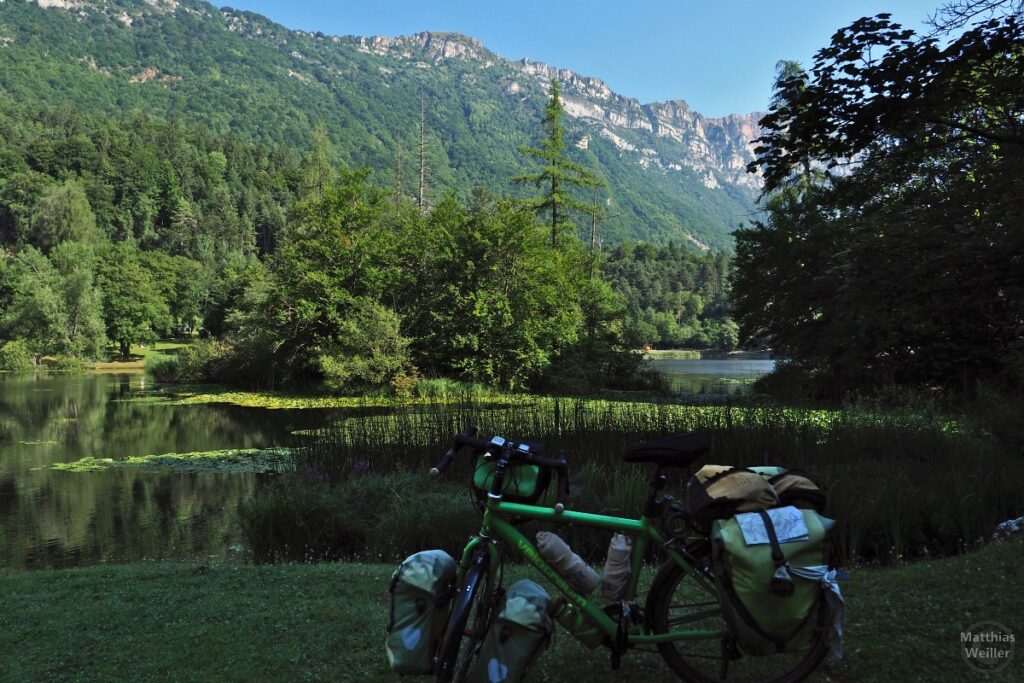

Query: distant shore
<box><xmin>643</xmin><ymin>348</ymin><xmax>773</xmax><ymax>361</ymax></box>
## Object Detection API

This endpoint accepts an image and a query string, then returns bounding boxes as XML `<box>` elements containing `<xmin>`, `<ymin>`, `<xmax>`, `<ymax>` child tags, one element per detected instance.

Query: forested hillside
<box><xmin>0</xmin><ymin>82</ymin><xmax>735</xmax><ymax>392</ymax></box>
<box><xmin>0</xmin><ymin>0</ymin><xmax>763</xmax><ymax>249</ymax></box>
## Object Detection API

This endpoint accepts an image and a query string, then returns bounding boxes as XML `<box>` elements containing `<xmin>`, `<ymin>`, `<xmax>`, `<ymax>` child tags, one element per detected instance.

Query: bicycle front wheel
<box><xmin>435</xmin><ymin>551</ymin><xmax>493</xmax><ymax>683</ymax></box>
<box><xmin>646</xmin><ymin>561</ymin><xmax>828</xmax><ymax>683</ymax></box>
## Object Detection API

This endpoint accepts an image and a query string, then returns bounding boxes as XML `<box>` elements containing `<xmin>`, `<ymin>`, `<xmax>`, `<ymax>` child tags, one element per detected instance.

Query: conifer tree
<box><xmin>515</xmin><ymin>80</ymin><xmax>604</xmax><ymax>247</ymax></box>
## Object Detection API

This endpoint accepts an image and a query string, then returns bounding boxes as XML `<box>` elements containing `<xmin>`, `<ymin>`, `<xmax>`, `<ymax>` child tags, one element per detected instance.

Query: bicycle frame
<box><xmin>457</xmin><ymin>497</ymin><xmax>725</xmax><ymax>646</ymax></box>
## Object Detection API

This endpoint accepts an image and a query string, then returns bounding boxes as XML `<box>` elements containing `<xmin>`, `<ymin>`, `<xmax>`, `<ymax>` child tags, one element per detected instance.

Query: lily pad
<box><xmin>53</xmin><ymin>448</ymin><xmax>293</xmax><ymax>474</ymax></box>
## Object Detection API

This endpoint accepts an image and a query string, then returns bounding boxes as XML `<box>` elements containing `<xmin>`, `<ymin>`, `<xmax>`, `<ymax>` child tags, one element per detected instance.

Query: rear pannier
<box><xmin>467</xmin><ymin>579</ymin><xmax>553</xmax><ymax>683</ymax></box>
<box><xmin>386</xmin><ymin>550</ymin><xmax>457</xmax><ymax>675</ymax></box>
<box><xmin>711</xmin><ymin>506</ymin><xmax>835</xmax><ymax>656</ymax></box>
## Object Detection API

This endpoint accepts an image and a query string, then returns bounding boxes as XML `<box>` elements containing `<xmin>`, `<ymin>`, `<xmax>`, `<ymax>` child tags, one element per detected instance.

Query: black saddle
<box><xmin>621</xmin><ymin>433</ymin><xmax>710</xmax><ymax>467</ymax></box>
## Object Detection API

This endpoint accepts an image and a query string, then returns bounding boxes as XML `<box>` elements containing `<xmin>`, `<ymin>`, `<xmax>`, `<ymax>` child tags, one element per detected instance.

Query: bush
<box><xmin>144</xmin><ymin>340</ymin><xmax>230</xmax><ymax>383</ymax></box>
<box><xmin>144</xmin><ymin>353</ymin><xmax>180</xmax><ymax>381</ymax></box>
<box><xmin>0</xmin><ymin>340</ymin><xmax>35</xmax><ymax>373</ymax></box>
<box><xmin>47</xmin><ymin>355</ymin><xmax>87</xmax><ymax>374</ymax></box>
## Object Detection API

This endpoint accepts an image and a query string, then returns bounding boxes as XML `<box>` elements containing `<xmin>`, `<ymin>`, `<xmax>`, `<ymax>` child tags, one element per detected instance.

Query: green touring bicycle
<box><xmin>427</xmin><ymin>426</ymin><xmax>832</xmax><ymax>683</ymax></box>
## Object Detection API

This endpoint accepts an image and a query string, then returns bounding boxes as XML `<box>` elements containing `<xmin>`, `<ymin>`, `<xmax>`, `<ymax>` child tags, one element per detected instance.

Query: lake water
<box><xmin>648</xmin><ymin>358</ymin><xmax>776</xmax><ymax>396</ymax></box>
<box><xmin>0</xmin><ymin>359</ymin><xmax>774</xmax><ymax>570</ymax></box>
<box><xmin>0</xmin><ymin>373</ymin><xmax>326</xmax><ymax>571</ymax></box>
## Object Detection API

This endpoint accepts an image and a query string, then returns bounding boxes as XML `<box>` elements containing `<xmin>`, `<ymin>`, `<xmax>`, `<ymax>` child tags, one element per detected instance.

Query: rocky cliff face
<box><xmin>343</xmin><ymin>30</ymin><xmax>765</xmax><ymax>195</ymax></box>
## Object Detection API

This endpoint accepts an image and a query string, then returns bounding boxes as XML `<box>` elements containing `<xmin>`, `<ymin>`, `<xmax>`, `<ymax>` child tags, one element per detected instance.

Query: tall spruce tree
<box><xmin>515</xmin><ymin>80</ymin><xmax>604</xmax><ymax>247</ymax></box>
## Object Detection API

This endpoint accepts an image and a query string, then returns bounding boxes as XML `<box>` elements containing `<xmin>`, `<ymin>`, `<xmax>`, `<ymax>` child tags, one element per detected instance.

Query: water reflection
<box><xmin>0</xmin><ymin>374</ymin><xmax>323</xmax><ymax>571</ymax></box>
<box><xmin>648</xmin><ymin>359</ymin><xmax>776</xmax><ymax>396</ymax></box>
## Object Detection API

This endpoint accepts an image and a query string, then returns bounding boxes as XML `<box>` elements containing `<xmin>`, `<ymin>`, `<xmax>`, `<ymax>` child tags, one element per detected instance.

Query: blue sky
<box><xmin>223</xmin><ymin>1</ymin><xmax>942</xmax><ymax>117</ymax></box>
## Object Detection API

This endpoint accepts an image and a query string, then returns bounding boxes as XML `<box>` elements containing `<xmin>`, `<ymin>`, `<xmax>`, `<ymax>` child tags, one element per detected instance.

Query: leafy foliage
<box><xmin>96</xmin><ymin>242</ymin><xmax>171</xmax><ymax>358</ymax></box>
<box><xmin>737</xmin><ymin>14</ymin><xmax>1024</xmax><ymax>394</ymax></box>
<box><xmin>602</xmin><ymin>242</ymin><xmax>735</xmax><ymax>349</ymax></box>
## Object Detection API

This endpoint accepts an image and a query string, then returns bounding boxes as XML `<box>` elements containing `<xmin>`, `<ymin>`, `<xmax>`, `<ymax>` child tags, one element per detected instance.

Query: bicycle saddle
<box><xmin>621</xmin><ymin>433</ymin><xmax>709</xmax><ymax>467</ymax></box>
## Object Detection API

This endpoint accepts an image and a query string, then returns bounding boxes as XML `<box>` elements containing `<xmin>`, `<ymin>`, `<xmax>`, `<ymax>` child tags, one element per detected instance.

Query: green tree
<box><xmin>299</xmin><ymin>123</ymin><xmax>336</xmax><ymax>201</ymax></box>
<box><xmin>0</xmin><ymin>246</ymin><xmax>68</xmax><ymax>358</ymax></box>
<box><xmin>97</xmin><ymin>244</ymin><xmax>171</xmax><ymax>359</ymax></box>
<box><xmin>229</xmin><ymin>169</ymin><xmax>411</xmax><ymax>390</ymax></box>
<box><xmin>30</xmin><ymin>179</ymin><xmax>98</xmax><ymax>252</ymax></box>
<box><xmin>402</xmin><ymin>195</ymin><xmax>585</xmax><ymax>388</ymax></box>
<box><xmin>738</xmin><ymin>13</ymin><xmax>1024</xmax><ymax>393</ymax></box>
<box><xmin>51</xmin><ymin>241</ymin><xmax>106</xmax><ymax>359</ymax></box>
<box><xmin>515</xmin><ymin>80</ymin><xmax>604</xmax><ymax>247</ymax></box>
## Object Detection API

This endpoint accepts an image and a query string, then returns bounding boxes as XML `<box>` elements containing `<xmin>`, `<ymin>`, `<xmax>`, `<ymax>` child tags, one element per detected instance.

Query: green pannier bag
<box><xmin>467</xmin><ymin>579</ymin><xmax>553</xmax><ymax>683</ymax></box>
<box><xmin>711</xmin><ymin>506</ymin><xmax>834</xmax><ymax>656</ymax></box>
<box><xmin>386</xmin><ymin>549</ymin><xmax>457</xmax><ymax>675</ymax></box>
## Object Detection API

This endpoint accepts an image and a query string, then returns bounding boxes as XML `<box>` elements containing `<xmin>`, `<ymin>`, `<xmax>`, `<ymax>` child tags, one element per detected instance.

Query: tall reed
<box><xmin>275</xmin><ymin>395</ymin><xmax>1024</xmax><ymax>565</ymax></box>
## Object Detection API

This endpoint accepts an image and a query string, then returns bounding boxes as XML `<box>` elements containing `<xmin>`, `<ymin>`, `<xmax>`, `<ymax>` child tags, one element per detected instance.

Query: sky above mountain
<box><xmin>223</xmin><ymin>0</ymin><xmax>939</xmax><ymax>117</ymax></box>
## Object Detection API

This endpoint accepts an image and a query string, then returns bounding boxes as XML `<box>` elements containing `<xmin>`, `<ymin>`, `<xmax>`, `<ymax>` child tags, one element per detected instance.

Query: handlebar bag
<box><xmin>386</xmin><ymin>549</ymin><xmax>457</xmax><ymax>674</ymax></box>
<box><xmin>711</xmin><ymin>507</ymin><xmax>835</xmax><ymax>656</ymax></box>
<box><xmin>473</xmin><ymin>443</ymin><xmax>551</xmax><ymax>504</ymax></box>
<box><xmin>467</xmin><ymin>579</ymin><xmax>553</xmax><ymax>683</ymax></box>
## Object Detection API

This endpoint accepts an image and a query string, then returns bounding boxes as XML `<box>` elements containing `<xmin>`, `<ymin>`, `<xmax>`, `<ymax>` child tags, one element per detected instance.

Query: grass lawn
<box><xmin>89</xmin><ymin>340</ymin><xmax>191</xmax><ymax>371</ymax></box>
<box><xmin>0</xmin><ymin>540</ymin><xmax>1019</xmax><ymax>682</ymax></box>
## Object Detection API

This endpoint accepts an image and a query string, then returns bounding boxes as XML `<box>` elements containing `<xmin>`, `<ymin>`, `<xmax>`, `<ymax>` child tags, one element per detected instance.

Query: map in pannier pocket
<box><xmin>736</xmin><ymin>506</ymin><xmax>810</xmax><ymax>545</ymax></box>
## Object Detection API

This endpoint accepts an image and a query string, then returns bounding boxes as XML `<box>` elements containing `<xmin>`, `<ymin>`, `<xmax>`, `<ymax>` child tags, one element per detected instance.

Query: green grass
<box><xmin>91</xmin><ymin>340</ymin><xmax>193</xmax><ymax>370</ymax></box>
<box><xmin>0</xmin><ymin>540</ymin><xmax>1019</xmax><ymax>682</ymax></box>
<box><xmin>145</xmin><ymin>386</ymin><xmax>529</xmax><ymax>410</ymax></box>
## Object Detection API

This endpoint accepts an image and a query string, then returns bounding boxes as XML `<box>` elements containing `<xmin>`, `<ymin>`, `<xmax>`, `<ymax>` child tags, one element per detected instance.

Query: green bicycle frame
<box><xmin>457</xmin><ymin>497</ymin><xmax>724</xmax><ymax>645</ymax></box>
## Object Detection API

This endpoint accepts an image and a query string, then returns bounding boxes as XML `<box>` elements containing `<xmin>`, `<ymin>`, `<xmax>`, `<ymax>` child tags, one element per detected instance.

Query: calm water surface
<box><xmin>648</xmin><ymin>358</ymin><xmax>776</xmax><ymax>396</ymax></box>
<box><xmin>0</xmin><ymin>373</ymin><xmax>327</xmax><ymax>571</ymax></box>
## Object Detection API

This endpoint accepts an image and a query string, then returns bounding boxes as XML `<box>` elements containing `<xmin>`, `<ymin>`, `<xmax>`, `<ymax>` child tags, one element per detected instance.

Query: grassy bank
<box><xmin>0</xmin><ymin>539</ymin><xmax>1019</xmax><ymax>682</ymax></box>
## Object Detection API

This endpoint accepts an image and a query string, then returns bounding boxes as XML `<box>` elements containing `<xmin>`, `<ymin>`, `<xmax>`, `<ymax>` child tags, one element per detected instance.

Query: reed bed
<box><xmin>242</xmin><ymin>395</ymin><xmax>1024</xmax><ymax>566</ymax></box>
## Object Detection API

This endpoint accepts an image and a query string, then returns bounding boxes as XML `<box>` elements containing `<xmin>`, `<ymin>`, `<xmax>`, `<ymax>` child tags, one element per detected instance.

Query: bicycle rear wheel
<box><xmin>435</xmin><ymin>551</ymin><xmax>493</xmax><ymax>683</ymax></box>
<box><xmin>646</xmin><ymin>561</ymin><xmax>828</xmax><ymax>683</ymax></box>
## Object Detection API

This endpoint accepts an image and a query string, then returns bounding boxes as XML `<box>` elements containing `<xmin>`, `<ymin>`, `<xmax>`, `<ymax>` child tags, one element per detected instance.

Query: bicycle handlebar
<box><xmin>429</xmin><ymin>425</ymin><xmax>481</xmax><ymax>477</ymax></box>
<box><xmin>431</xmin><ymin>424</ymin><xmax>571</xmax><ymax>512</ymax></box>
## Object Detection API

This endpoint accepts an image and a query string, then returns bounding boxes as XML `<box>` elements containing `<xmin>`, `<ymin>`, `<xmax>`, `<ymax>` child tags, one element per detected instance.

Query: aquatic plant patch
<box><xmin>53</xmin><ymin>448</ymin><xmax>293</xmax><ymax>474</ymax></box>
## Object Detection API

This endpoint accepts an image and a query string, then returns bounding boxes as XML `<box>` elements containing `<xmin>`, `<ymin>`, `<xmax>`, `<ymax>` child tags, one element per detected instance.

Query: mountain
<box><xmin>0</xmin><ymin>0</ymin><xmax>765</xmax><ymax>249</ymax></box>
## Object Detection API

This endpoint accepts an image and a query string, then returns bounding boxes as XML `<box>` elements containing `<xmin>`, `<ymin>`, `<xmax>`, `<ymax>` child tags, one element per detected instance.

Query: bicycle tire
<box><xmin>435</xmin><ymin>553</ymin><xmax>492</xmax><ymax>683</ymax></box>
<box><xmin>646</xmin><ymin>561</ymin><xmax>829</xmax><ymax>683</ymax></box>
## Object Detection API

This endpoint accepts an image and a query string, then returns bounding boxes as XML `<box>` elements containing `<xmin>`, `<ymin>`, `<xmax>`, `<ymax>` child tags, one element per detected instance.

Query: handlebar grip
<box><xmin>430</xmin><ymin>447</ymin><xmax>458</xmax><ymax>478</ymax></box>
<box><xmin>429</xmin><ymin>425</ymin><xmax>480</xmax><ymax>478</ymax></box>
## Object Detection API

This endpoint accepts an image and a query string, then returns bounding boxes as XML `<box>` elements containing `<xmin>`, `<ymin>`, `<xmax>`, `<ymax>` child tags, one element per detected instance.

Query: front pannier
<box><xmin>467</xmin><ymin>579</ymin><xmax>553</xmax><ymax>683</ymax></box>
<box><xmin>386</xmin><ymin>549</ymin><xmax>457</xmax><ymax>675</ymax></box>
